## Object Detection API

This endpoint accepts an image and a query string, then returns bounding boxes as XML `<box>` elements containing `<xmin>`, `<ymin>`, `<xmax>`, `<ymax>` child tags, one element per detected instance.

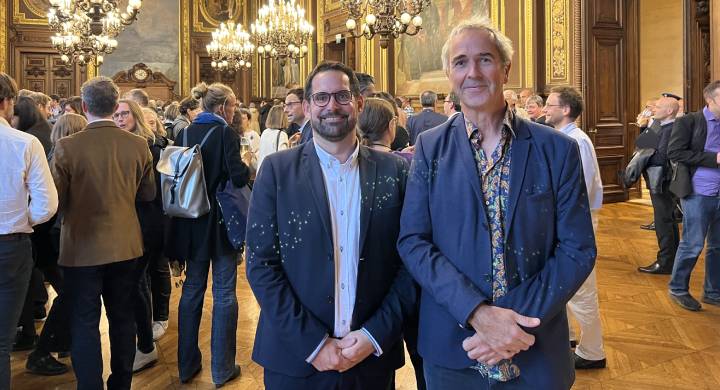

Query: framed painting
<box><xmin>394</xmin><ymin>0</ymin><xmax>489</xmax><ymax>96</ymax></box>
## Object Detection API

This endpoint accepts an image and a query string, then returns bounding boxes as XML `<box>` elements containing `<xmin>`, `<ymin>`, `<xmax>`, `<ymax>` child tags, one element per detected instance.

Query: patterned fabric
<box><xmin>465</xmin><ymin>111</ymin><xmax>520</xmax><ymax>381</ymax></box>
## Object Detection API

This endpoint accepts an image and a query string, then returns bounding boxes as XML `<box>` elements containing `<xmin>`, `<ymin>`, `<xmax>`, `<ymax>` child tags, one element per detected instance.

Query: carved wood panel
<box><xmin>19</xmin><ymin>52</ymin><xmax>76</xmax><ymax>98</ymax></box>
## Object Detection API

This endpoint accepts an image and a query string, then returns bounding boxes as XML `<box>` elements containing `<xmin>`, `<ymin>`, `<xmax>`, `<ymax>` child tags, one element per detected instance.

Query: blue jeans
<box><xmin>177</xmin><ymin>253</ymin><xmax>238</xmax><ymax>384</ymax></box>
<box><xmin>669</xmin><ymin>194</ymin><xmax>720</xmax><ymax>299</ymax></box>
<box><xmin>0</xmin><ymin>234</ymin><xmax>33</xmax><ymax>390</ymax></box>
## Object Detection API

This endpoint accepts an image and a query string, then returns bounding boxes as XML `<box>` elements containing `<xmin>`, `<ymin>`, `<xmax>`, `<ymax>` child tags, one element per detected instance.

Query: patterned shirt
<box><xmin>465</xmin><ymin>109</ymin><xmax>520</xmax><ymax>381</ymax></box>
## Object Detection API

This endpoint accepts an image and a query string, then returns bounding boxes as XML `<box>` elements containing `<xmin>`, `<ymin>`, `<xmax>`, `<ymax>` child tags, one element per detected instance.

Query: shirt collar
<box><xmin>660</xmin><ymin>118</ymin><xmax>675</xmax><ymax>126</ymax></box>
<box><xmin>313</xmin><ymin>138</ymin><xmax>360</xmax><ymax>169</ymax></box>
<box><xmin>88</xmin><ymin>118</ymin><xmax>115</xmax><ymax>125</ymax></box>
<box><xmin>0</xmin><ymin>116</ymin><xmax>10</xmax><ymax>128</ymax></box>
<box><xmin>703</xmin><ymin>106</ymin><xmax>719</xmax><ymax>122</ymax></box>
<box><xmin>463</xmin><ymin>104</ymin><xmax>516</xmax><ymax>139</ymax></box>
<box><xmin>559</xmin><ymin>121</ymin><xmax>578</xmax><ymax>135</ymax></box>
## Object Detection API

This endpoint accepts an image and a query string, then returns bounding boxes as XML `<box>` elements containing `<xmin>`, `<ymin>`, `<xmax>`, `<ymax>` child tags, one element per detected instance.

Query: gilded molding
<box><xmin>573</xmin><ymin>0</ymin><xmax>581</xmax><ymax>88</ymax></box>
<box><xmin>490</xmin><ymin>1</ymin><xmax>500</xmax><ymax>28</ymax></box>
<box><xmin>525</xmin><ymin>0</ymin><xmax>534</xmax><ymax>86</ymax></box>
<box><xmin>0</xmin><ymin>4</ymin><xmax>6</xmax><ymax>72</ymax></box>
<box><xmin>545</xmin><ymin>0</ymin><xmax>570</xmax><ymax>84</ymax></box>
<box><xmin>181</xmin><ymin>0</ymin><xmax>190</xmax><ymax>95</ymax></box>
<box><xmin>13</xmin><ymin>0</ymin><xmax>47</xmax><ymax>25</ymax></box>
<box><xmin>317</xmin><ymin>0</ymin><xmax>325</xmax><ymax>62</ymax></box>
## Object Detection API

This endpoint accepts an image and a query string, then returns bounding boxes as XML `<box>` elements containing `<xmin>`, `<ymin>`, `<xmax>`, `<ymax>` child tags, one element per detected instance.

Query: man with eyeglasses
<box><xmin>284</xmin><ymin>88</ymin><xmax>312</xmax><ymax>145</ymax></box>
<box><xmin>246</xmin><ymin>61</ymin><xmax>417</xmax><ymax>390</ymax></box>
<box><xmin>443</xmin><ymin>91</ymin><xmax>462</xmax><ymax>119</ymax></box>
<box><xmin>0</xmin><ymin>72</ymin><xmax>58</xmax><ymax>390</ymax></box>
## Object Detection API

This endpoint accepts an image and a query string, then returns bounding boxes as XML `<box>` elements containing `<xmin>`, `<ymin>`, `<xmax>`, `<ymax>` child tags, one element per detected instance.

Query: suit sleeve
<box><xmin>407</xmin><ymin>116</ymin><xmax>417</xmax><ymax>146</ymax></box>
<box><xmin>136</xmin><ymin>145</ymin><xmax>156</xmax><ymax>202</ymax></box>
<box><xmin>494</xmin><ymin>141</ymin><xmax>596</xmax><ymax>323</ymax></box>
<box><xmin>667</xmin><ymin>114</ymin><xmax>718</xmax><ymax>168</ymax></box>
<box><xmin>245</xmin><ymin>157</ymin><xmax>329</xmax><ymax>361</ymax></box>
<box><xmin>362</xmin><ymin>158</ymin><xmax>419</xmax><ymax>351</ymax></box>
<box><xmin>223</xmin><ymin>125</ymin><xmax>251</xmax><ymax>187</ymax></box>
<box><xmin>50</xmin><ymin>139</ymin><xmax>69</xmax><ymax>212</ymax></box>
<box><xmin>397</xmin><ymin>136</ymin><xmax>490</xmax><ymax>326</ymax></box>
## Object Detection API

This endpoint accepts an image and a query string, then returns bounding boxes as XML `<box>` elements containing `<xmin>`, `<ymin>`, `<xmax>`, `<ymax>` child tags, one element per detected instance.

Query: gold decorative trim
<box><xmin>181</xmin><ymin>0</ymin><xmax>190</xmax><ymax>95</ymax></box>
<box><xmin>573</xmin><ymin>0</ymin><xmax>581</xmax><ymax>88</ymax></box>
<box><xmin>0</xmin><ymin>3</ymin><xmax>6</xmax><ymax>72</ymax></box>
<box><xmin>500</xmin><ymin>0</ymin><xmax>506</xmax><ymax>32</ymax></box>
<box><xmin>545</xmin><ymin>0</ymin><xmax>570</xmax><ymax>84</ymax></box>
<box><xmin>524</xmin><ymin>0</ymin><xmax>534</xmax><ymax>87</ymax></box>
<box><xmin>324</xmin><ymin>0</ymin><xmax>342</xmax><ymax>13</ymax></box>
<box><xmin>193</xmin><ymin>1</ymin><xmax>245</xmax><ymax>33</ymax></box>
<box><xmin>490</xmin><ymin>1</ymin><xmax>500</xmax><ymax>28</ymax></box>
<box><xmin>317</xmin><ymin>0</ymin><xmax>325</xmax><ymax>62</ymax></box>
<box><xmin>380</xmin><ymin>45</ymin><xmax>388</xmax><ymax>91</ymax></box>
<box><xmin>13</xmin><ymin>0</ymin><xmax>48</xmax><ymax>25</ymax></box>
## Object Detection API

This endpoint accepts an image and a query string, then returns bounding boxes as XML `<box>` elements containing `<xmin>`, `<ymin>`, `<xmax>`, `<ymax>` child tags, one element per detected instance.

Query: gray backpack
<box><xmin>156</xmin><ymin>126</ymin><xmax>218</xmax><ymax>218</ymax></box>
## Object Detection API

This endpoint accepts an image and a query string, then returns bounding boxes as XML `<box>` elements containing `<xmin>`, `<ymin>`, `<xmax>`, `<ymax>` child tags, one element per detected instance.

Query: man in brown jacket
<box><xmin>51</xmin><ymin>76</ymin><xmax>155</xmax><ymax>390</ymax></box>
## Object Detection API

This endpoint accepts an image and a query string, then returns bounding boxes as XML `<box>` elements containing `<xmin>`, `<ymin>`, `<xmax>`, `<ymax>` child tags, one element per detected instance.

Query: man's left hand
<box><xmin>337</xmin><ymin>330</ymin><xmax>376</xmax><ymax>372</ymax></box>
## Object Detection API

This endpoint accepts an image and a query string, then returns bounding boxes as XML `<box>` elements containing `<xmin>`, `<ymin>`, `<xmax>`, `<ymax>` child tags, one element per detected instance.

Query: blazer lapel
<box><xmin>452</xmin><ymin>114</ymin><xmax>483</xmax><ymax>203</ymax></box>
<box><xmin>358</xmin><ymin>147</ymin><xmax>376</xmax><ymax>254</ymax></box>
<box><xmin>504</xmin><ymin>121</ymin><xmax>531</xmax><ymax>238</ymax></box>
<box><xmin>301</xmin><ymin>142</ymin><xmax>333</xmax><ymax>240</ymax></box>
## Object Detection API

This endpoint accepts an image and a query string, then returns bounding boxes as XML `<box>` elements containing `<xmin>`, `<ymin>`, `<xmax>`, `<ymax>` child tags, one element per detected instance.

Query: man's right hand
<box><xmin>464</xmin><ymin>304</ymin><xmax>540</xmax><ymax>363</ymax></box>
<box><xmin>310</xmin><ymin>338</ymin><xmax>352</xmax><ymax>372</ymax></box>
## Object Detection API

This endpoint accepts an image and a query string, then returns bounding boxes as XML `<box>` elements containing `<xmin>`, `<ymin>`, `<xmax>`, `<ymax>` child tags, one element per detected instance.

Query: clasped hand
<box><xmin>311</xmin><ymin>330</ymin><xmax>376</xmax><ymax>372</ymax></box>
<box><xmin>462</xmin><ymin>304</ymin><xmax>541</xmax><ymax>366</ymax></box>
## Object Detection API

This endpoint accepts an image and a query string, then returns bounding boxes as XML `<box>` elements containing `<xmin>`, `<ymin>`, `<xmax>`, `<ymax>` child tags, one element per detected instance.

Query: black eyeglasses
<box><xmin>311</xmin><ymin>90</ymin><xmax>353</xmax><ymax>107</ymax></box>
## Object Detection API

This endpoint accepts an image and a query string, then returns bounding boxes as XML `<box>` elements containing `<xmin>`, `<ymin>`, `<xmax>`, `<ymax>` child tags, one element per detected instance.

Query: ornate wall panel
<box><xmin>0</xmin><ymin>2</ymin><xmax>7</xmax><ymax>72</ymax></box>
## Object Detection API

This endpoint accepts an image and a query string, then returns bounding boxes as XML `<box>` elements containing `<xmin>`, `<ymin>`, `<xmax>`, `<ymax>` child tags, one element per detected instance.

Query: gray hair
<box><xmin>441</xmin><ymin>16</ymin><xmax>514</xmax><ymax>72</ymax></box>
<box><xmin>703</xmin><ymin>80</ymin><xmax>720</xmax><ymax>99</ymax></box>
<box><xmin>81</xmin><ymin>76</ymin><xmax>119</xmax><ymax>117</ymax></box>
<box><xmin>420</xmin><ymin>90</ymin><xmax>438</xmax><ymax>107</ymax></box>
<box><xmin>125</xmin><ymin>88</ymin><xmax>149</xmax><ymax>107</ymax></box>
<box><xmin>525</xmin><ymin>94</ymin><xmax>544</xmax><ymax>107</ymax></box>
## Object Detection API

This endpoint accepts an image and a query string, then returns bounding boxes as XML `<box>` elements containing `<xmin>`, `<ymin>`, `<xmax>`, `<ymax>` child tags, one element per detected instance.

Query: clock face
<box><xmin>134</xmin><ymin>69</ymin><xmax>148</xmax><ymax>81</ymax></box>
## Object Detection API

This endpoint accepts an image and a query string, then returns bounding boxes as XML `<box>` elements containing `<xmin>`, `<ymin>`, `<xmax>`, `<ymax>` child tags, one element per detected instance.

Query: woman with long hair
<box><xmin>62</xmin><ymin>96</ymin><xmax>84</xmax><ymax>117</ymax></box>
<box><xmin>12</xmin><ymin>96</ymin><xmax>53</xmax><ymax>154</ymax></box>
<box><xmin>142</xmin><ymin>106</ymin><xmax>168</xmax><ymax>138</ymax></box>
<box><xmin>113</xmin><ymin>98</ymin><xmax>169</xmax><ymax>373</ymax></box>
<box><xmin>168</xmin><ymin>82</ymin><xmax>249</xmax><ymax>387</ymax></box>
<box><xmin>358</xmin><ymin>97</ymin><xmax>413</xmax><ymax>162</ymax></box>
<box><xmin>256</xmin><ymin>104</ymin><xmax>289</xmax><ymax>170</ymax></box>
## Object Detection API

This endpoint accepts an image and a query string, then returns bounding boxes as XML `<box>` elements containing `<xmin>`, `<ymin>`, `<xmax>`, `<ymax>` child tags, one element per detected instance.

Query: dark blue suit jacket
<box><xmin>397</xmin><ymin>114</ymin><xmax>596</xmax><ymax>389</ymax></box>
<box><xmin>407</xmin><ymin>109</ymin><xmax>448</xmax><ymax>146</ymax></box>
<box><xmin>246</xmin><ymin>141</ymin><xmax>418</xmax><ymax>378</ymax></box>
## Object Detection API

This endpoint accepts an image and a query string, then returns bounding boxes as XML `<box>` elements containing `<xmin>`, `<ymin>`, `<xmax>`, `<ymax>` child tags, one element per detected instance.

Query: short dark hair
<box><xmin>81</xmin><ymin>76</ymin><xmax>120</xmax><ymax>117</ymax></box>
<box><xmin>49</xmin><ymin>94</ymin><xmax>60</xmax><ymax>102</ymax></box>
<box><xmin>125</xmin><ymin>88</ymin><xmax>149</xmax><ymax>107</ymax></box>
<box><xmin>703</xmin><ymin>80</ymin><xmax>720</xmax><ymax>100</ymax></box>
<box><xmin>550</xmin><ymin>86</ymin><xmax>583</xmax><ymax>120</ymax></box>
<box><xmin>355</xmin><ymin>72</ymin><xmax>375</xmax><ymax>95</ymax></box>
<box><xmin>420</xmin><ymin>90</ymin><xmax>438</xmax><ymax>107</ymax></box>
<box><xmin>447</xmin><ymin>91</ymin><xmax>461</xmax><ymax>111</ymax></box>
<box><xmin>369</xmin><ymin>92</ymin><xmax>400</xmax><ymax>116</ymax></box>
<box><xmin>286</xmin><ymin>88</ymin><xmax>304</xmax><ymax>101</ymax></box>
<box><xmin>304</xmin><ymin>61</ymin><xmax>361</xmax><ymax>103</ymax></box>
<box><xmin>0</xmin><ymin>72</ymin><xmax>18</xmax><ymax>101</ymax></box>
<box><xmin>178</xmin><ymin>96</ymin><xmax>200</xmax><ymax>115</ymax></box>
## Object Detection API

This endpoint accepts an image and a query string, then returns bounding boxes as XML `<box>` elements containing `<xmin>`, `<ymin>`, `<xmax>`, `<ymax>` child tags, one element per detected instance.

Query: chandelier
<box><xmin>207</xmin><ymin>21</ymin><xmax>255</xmax><ymax>72</ymax></box>
<box><xmin>47</xmin><ymin>0</ymin><xmax>142</xmax><ymax>66</ymax></box>
<box><xmin>250</xmin><ymin>0</ymin><xmax>314</xmax><ymax>64</ymax></box>
<box><xmin>341</xmin><ymin>0</ymin><xmax>430</xmax><ymax>48</ymax></box>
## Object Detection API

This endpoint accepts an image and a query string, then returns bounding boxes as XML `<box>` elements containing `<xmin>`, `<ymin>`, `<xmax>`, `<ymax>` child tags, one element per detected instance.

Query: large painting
<box><xmin>23</xmin><ymin>0</ymin><xmax>51</xmax><ymax>17</ymax></box>
<box><xmin>395</xmin><ymin>0</ymin><xmax>489</xmax><ymax>96</ymax></box>
<box><xmin>201</xmin><ymin>0</ymin><xmax>241</xmax><ymax>24</ymax></box>
<box><xmin>100</xmin><ymin>0</ymin><xmax>180</xmax><ymax>95</ymax></box>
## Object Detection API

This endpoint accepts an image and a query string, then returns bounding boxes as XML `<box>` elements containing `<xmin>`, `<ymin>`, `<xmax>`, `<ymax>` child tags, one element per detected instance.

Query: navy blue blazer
<box><xmin>397</xmin><ymin>113</ymin><xmax>596</xmax><ymax>389</ymax></box>
<box><xmin>246</xmin><ymin>141</ymin><xmax>418</xmax><ymax>378</ymax></box>
<box><xmin>407</xmin><ymin>109</ymin><xmax>448</xmax><ymax>146</ymax></box>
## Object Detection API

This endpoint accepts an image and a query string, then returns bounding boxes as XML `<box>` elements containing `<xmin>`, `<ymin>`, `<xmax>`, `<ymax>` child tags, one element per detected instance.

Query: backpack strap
<box><xmin>275</xmin><ymin>129</ymin><xmax>282</xmax><ymax>151</ymax></box>
<box><xmin>180</xmin><ymin>124</ymin><xmax>220</xmax><ymax>148</ymax></box>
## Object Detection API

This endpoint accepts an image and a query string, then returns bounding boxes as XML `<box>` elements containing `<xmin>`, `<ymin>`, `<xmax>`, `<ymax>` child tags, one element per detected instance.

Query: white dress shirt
<box><xmin>0</xmin><ymin>117</ymin><xmax>58</xmax><ymax>234</ymax></box>
<box><xmin>305</xmin><ymin>140</ymin><xmax>382</xmax><ymax>362</ymax></box>
<box><xmin>560</xmin><ymin>122</ymin><xmax>603</xmax><ymax>230</ymax></box>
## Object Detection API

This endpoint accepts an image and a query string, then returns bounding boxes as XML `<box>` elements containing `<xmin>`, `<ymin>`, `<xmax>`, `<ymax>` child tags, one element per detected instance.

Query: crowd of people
<box><xmin>2</xmin><ymin>14</ymin><xmax>719</xmax><ymax>390</ymax></box>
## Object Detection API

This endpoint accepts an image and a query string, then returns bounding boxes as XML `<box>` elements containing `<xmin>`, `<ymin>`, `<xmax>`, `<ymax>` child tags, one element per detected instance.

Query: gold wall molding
<box><xmin>525</xmin><ymin>0</ymin><xmax>534</xmax><ymax>87</ymax></box>
<box><xmin>0</xmin><ymin>3</ymin><xmax>6</xmax><ymax>72</ymax></box>
<box><xmin>181</xmin><ymin>0</ymin><xmax>190</xmax><ymax>95</ymax></box>
<box><xmin>546</xmin><ymin>0</ymin><xmax>570</xmax><ymax>84</ymax></box>
<box><xmin>13</xmin><ymin>0</ymin><xmax>47</xmax><ymax>25</ymax></box>
<box><xmin>317</xmin><ymin>0</ymin><xmax>325</xmax><ymax>62</ymax></box>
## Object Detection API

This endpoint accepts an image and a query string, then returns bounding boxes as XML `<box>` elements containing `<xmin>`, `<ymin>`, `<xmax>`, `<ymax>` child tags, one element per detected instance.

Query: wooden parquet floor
<box><xmin>10</xmin><ymin>202</ymin><xmax>720</xmax><ymax>389</ymax></box>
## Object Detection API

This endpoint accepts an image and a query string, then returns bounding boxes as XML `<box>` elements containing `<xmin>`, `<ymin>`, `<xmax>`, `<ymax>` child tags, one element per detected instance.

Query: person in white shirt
<box><xmin>256</xmin><ymin>104</ymin><xmax>289</xmax><ymax>172</ymax></box>
<box><xmin>0</xmin><ymin>72</ymin><xmax>58</xmax><ymax>390</ymax></box>
<box><xmin>543</xmin><ymin>85</ymin><xmax>606</xmax><ymax>369</ymax></box>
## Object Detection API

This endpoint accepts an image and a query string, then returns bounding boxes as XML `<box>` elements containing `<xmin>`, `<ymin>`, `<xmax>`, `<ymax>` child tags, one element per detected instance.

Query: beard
<box><xmin>311</xmin><ymin>109</ymin><xmax>356</xmax><ymax>142</ymax></box>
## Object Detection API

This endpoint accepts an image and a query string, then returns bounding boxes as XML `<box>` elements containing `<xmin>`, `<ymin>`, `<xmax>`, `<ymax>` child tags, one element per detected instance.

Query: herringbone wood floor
<box><xmin>10</xmin><ymin>202</ymin><xmax>720</xmax><ymax>389</ymax></box>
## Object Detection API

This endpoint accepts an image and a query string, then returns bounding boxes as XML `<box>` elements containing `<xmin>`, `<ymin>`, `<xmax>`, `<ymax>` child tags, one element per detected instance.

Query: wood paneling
<box><xmin>583</xmin><ymin>0</ymin><xmax>639</xmax><ymax>203</ymax></box>
<box><xmin>639</xmin><ymin>0</ymin><xmax>683</xmax><ymax>104</ymax></box>
<box><xmin>684</xmin><ymin>0</ymin><xmax>711</xmax><ymax>113</ymax></box>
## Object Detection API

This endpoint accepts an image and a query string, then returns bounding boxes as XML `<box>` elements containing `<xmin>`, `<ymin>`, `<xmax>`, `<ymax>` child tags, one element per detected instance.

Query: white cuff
<box><xmin>361</xmin><ymin>327</ymin><xmax>383</xmax><ymax>357</ymax></box>
<box><xmin>305</xmin><ymin>334</ymin><xmax>329</xmax><ymax>363</ymax></box>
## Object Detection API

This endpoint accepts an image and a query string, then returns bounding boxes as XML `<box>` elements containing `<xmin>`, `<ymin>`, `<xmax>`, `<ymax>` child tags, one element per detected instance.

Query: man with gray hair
<box><xmin>407</xmin><ymin>90</ymin><xmax>447</xmax><ymax>145</ymax></box>
<box><xmin>398</xmin><ymin>17</ymin><xmax>595</xmax><ymax>389</ymax></box>
<box><xmin>124</xmin><ymin>88</ymin><xmax>150</xmax><ymax>107</ymax></box>
<box><xmin>52</xmin><ymin>76</ymin><xmax>155</xmax><ymax>389</ymax></box>
<box><xmin>524</xmin><ymin>94</ymin><xmax>547</xmax><ymax>124</ymax></box>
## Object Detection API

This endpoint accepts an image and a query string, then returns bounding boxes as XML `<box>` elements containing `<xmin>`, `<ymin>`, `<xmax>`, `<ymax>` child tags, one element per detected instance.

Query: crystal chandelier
<box><xmin>250</xmin><ymin>0</ymin><xmax>314</xmax><ymax>64</ymax></box>
<box><xmin>207</xmin><ymin>21</ymin><xmax>255</xmax><ymax>72</ymax></box>
<box><xmin>47</xmin><ymin>0</ymin><xmax>142</xmax><ymax>65</ymax></box>
<box><xmin>341</xmin><ymin>0</ymin><xmax>430</xmax><ymax>48</ymax></box>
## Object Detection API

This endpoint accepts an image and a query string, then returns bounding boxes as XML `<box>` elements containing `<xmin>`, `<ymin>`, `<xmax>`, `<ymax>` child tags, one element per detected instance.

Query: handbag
<box><xmin>156</xmin><ymin>126</ymin><xmax>218</xmax><ymax>218</ymax></box>
<box><xmin>216</xmin><ymin>126</ymin><xmax>253</xmax><ymax>250</ymax></box>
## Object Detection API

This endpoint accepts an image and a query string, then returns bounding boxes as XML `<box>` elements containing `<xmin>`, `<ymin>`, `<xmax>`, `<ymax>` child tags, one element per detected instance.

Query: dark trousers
<box><xmin>146</xmin><ymin>248</ymin><xmax>170</xmax><ymax>322</ymax></box>
<box><xmin>0</xmin><ymin>234</ymin><xmax>33</xmax><ymax>390</ymax></box>
<box><xmin>64</xmin><ymin>259</ymin><xmax>138</xmax><ymax>390</ymax></box>
<box><xmin>651</xmin><ymin>187</ymin><xmax>680</xmax><ymax>269</ymax></box>
<box><xmin>403</xmin><ymin>310</ymin><xmax>426</xmax><ymax>390</ymax></box>
<box><xmin>17</xmin><ymin>267</ymin><xmax>43</xmax><ymax>338</ymax></box>
<box><xmin>135</xmin><ymin>256</ymin><xmax>154</xmax><ymax>353</ymax></box>
<box><xmin>264</xmin><ymin>367</ymin><xmax>394</xmax><ymax>390</ymax></box>
<box><xmin>36</xmin><ymin>226</ymin><xmax>70</xmax><ymax>354</ymax></box>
